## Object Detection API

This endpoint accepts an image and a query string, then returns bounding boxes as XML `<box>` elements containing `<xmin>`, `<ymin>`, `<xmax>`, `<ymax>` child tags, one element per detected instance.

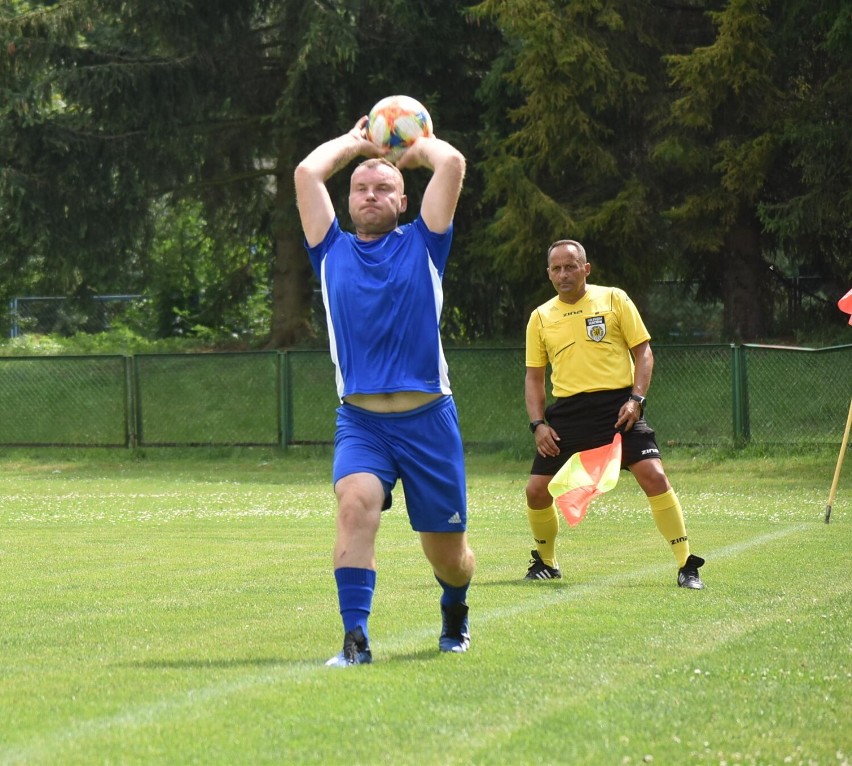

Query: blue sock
<box><xmin>435</xmin><ymin>576</ymin><xmax>470</xmax><ymax>608</ymax></box>
<box><xmin>334</xmin><ymin>567</ymin><xmax>376</xmax><ymax>641</ymax></box>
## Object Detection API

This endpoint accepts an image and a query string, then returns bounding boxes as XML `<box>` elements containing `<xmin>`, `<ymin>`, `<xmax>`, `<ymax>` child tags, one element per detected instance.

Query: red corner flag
<box><xmin>547</xmin><ymin>433</ymin><xmax>622</xmax><ymax>527</ymax></box>
<box><xmin>839</xmin><ymin>288</ymin><xmax>852</xmax><ymax>325</ymax></box>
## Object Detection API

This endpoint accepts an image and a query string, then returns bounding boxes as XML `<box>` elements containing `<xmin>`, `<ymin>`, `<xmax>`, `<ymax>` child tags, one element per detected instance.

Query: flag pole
<box><xmin>825</xmin><ymin>397</ymin><xmax>852</xmax><ymax>523</ymax></box>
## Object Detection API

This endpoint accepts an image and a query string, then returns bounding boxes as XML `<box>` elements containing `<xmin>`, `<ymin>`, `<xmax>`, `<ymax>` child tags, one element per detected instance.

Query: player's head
<box><xmin>349</xmin><ymin>159</ymin><xmax>407</xmax><ymax>239</ymax></box>
<box><xmin>546</xmin><ymin>239</ymin><xmax>590</xmax><ymax>303</ymax></box>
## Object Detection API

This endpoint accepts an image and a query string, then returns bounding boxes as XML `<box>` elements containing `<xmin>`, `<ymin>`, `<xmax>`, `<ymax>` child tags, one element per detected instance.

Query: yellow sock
<box><xmin>649</xmin><ymin>489</ymin><xmax>690</xmax><ymax>567</ymax></box>
<box><xmin>527</xmin><ymin>504</ymin><xmax>559</xmax><ymax>567</ymax></box>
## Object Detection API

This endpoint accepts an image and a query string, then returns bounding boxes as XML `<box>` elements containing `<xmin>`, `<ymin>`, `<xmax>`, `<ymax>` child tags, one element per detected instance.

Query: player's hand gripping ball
<box><xmin>366</xmin><ymin>95</ymin><xmax>433</xmax><ymax>163</ymax></box>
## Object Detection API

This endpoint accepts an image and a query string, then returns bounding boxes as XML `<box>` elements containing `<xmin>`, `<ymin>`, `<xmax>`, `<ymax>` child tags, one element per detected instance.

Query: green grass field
<box><xmin>0</xmin><ymin>447</ymin><xmax>849</xmax><ymax>765</ymax></box>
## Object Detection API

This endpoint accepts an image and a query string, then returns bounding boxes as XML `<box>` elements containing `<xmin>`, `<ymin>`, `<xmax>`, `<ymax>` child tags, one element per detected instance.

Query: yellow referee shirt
<box><xmin>526</xmin><ymin>284</ymin><xmax>651</xmax><ymax>398</ymax></box>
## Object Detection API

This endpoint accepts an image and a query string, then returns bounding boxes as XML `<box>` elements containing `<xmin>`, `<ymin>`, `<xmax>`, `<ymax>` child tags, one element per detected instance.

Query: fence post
<box><xmin>124</xmin><ymin>355</ymin><xmax>137</xmax><ymax>448</ymax></box>
<box><xmin>133</xmin><ymin>354</ymin><xmax>145</xmax><ymax>447</ymax></box>
<box><xmin>9</xmin><ymin>298</ymin><xmax>19</xmax><ymax>338</ymax></box>
<box><xmin>279</xmin><ymin>351</ymin><xmax>293</xmax><ymax>448</ymax></box>
<box><xmin>731</xmin><ymin>344</ymin><xmax>750</xmax><ymax>446</ymax></box>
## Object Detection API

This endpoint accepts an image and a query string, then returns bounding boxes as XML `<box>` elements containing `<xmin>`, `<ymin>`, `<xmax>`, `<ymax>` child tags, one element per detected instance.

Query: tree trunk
<box><xmin>267</xmin><ymin>138</ymin><xmax>316</xmax><ymax>350</ymax></box>
<box><xmin>268</xmin><ymin>228</ymin><xmax>315</xmax><ymax>349</ymax></box>
<box><xmin>722</xmin><ymin>217</ymin><xmax>769</xmax><ymax>341</ymax></box>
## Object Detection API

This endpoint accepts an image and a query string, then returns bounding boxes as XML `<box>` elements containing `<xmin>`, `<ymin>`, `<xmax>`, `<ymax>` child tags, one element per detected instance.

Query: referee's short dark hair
<box><xmin>547</xmin><ymin>239</ymin><xmax>586</xmax><ymax>262</ymax></box>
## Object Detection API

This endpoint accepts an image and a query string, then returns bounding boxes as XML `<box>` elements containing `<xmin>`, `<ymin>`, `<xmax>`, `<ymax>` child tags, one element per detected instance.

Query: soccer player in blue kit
<box><xmin>294</xmin><ymin>115</ymin><xmax>475</xmax><ymax>666</ymax></box>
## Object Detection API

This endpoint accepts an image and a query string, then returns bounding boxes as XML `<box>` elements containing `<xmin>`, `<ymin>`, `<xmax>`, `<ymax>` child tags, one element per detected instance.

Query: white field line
<box><xmin>0</xmin><ymin>524</ymin><xmax>813</xmax><ymax>765</ymax></box>
<box><xmin>387</xmin><ymin>524</ymin><xmax>813</xmax><ymax>645</ymax></box>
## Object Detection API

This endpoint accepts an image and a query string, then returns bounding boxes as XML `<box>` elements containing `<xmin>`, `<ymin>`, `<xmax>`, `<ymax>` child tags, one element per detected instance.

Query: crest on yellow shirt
<box><xmin>586</xmin><ymin>316</ymin><xmax>607</xmax><ymax>342</ymax></box>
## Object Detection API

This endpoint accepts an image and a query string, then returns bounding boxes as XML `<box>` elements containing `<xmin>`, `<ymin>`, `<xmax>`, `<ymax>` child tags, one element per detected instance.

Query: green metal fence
<box><xmin>133</xmin><ymin>352</ymin><xmax>281</xmax><ymax>446</ymax></box>
<box><xmin>0</xmin><ymin>345</ymin><xmax>849</xmax><ymax>449</ymax></box>
<box><xmin>0</xmin><ymin>355</ymin><xmax>131</xmax><ymax>446</ymax></box>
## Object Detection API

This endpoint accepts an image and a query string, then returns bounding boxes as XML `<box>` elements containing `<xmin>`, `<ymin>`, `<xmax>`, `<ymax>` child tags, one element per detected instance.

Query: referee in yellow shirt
<box><xmin>523</xmin><ymin>239</ymin><xmax>705</xmax><ymax>589</ymax></box>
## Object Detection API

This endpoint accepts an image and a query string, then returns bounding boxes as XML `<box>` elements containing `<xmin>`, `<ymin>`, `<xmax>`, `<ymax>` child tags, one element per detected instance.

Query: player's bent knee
<box><xmin>421</xmin><ymin>532</ymin><xmax>474</xmax><ymax>580</ymax></box>
<box><xmin>336</xmin><ymin>500</ymin><xmax>381</xmax><ymax>536</ymax></box>
<box><xmin>526</xmin><ymin>475</ymin><xmax>553</xmax><ymax>508</ymax></box>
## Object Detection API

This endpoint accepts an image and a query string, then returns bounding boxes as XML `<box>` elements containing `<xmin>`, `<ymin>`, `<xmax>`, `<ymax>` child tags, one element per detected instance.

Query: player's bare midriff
<box><xmin>344</xmin><ymin>391</ymin><xmax>443</xmax><ymax>413</ymax></box>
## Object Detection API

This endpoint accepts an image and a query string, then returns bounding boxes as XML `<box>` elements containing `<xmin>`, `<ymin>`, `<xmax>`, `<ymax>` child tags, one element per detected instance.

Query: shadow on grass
<box><xmin>474</xmin><ymin>577</ymin><xmax>571</xmax><ymax>588</ymax></box>
<box><xmin>382</xmin><ymin>648</ymin><xmax>446</xmax><ymax>664</ymax></box>
<box><xmin>120</xmin><ymin>657</ymin><xmax>288</xmax><ymax>670</ymax></box>
<box><xmin>126</xmin><ymin>652</ymin><xmax>461</xmax><ymax>669</ymax></box>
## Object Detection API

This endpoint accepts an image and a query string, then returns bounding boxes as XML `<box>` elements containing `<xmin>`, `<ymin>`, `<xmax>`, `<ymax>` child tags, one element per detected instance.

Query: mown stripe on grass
<box><xmin>0</xmin><ymin>524</ymin><xmax>812</xmax><ymax>765</ymax></box>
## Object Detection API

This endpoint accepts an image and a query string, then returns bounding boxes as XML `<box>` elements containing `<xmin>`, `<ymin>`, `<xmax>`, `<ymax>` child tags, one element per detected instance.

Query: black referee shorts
<box><xmin>530</xmin><ymin>387</ymin><xmax>662</xmax><ymax>477</ymax></box>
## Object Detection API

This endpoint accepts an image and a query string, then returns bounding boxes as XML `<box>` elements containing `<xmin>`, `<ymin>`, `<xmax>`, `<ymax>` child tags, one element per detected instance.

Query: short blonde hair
<box><xmin>354</xmin><ymin>158</ymin><xmax>405</xmax><ymax>193</ymax></box>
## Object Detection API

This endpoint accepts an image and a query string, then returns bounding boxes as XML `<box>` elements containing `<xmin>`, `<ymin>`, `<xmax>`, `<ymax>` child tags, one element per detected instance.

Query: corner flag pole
<box><xmin>825</xmin><ymin>397</ymin><xmax>852</xmax><ymax>523</ymax></box>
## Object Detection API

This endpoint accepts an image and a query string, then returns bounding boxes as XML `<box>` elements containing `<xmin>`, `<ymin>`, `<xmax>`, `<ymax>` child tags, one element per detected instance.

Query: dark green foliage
<box><xmin>471</xmin><ymin>0</ymin><xmax>851</xmax><ymax>341</ymax></box>
<box><xmin>657</xmin><ymin>0</ymin><xmax>851</xmax><ymax>338</ymax></box>
<box><xmin>469</xmin><ymin>0</ymin><xmax>679</xmax><ymax>303</ymax></box>
<box><xmin>0</xmin><ymin>0</ymin><xmax>502</xmax><ymax>345</ymax></box>
<box><xmin>0</xmin><ymin>0</ymin><xmax>849</xmax><ymax>345</ymax></box>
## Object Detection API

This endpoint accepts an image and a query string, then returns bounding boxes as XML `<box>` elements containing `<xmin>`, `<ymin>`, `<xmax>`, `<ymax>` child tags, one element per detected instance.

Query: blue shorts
<box><xmin>333</xmin><ymin>395</ymin><xmax>467</xmax><ymax>533</ymax></box>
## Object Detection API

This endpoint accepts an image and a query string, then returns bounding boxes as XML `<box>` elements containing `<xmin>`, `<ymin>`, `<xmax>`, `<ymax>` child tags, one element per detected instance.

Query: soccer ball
<box><xmin>366</xmin><ymin>95</ymin><xmax>433</xmax><ymax>163</ymax></box>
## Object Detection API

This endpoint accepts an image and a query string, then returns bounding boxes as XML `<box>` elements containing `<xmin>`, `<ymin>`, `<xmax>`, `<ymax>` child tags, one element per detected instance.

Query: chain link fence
<box><xmin>0</xmin><ymin>345</ymin><xmax>849</xmax><ymax>449</ymax></box>
<box><xmin>133</xmin><ymin>352</ymin><xmax>281</xmax><ymax>445</ymax></box>
<box><xmin>0</xmin><ymin>356</ymin><xmax>130</xmax><ymax>446</ymax></box>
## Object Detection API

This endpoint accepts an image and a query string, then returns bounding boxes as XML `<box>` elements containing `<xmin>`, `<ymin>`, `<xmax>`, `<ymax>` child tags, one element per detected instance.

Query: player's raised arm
<box><xmin>397</xmin><ymin>135</ymin><xmax>465</xmax><ymax>234</ymax></box>
<box><xmin>294</xmin><ymin>117</ymin><xmax>381</xmax><ymax>247</ymax></box>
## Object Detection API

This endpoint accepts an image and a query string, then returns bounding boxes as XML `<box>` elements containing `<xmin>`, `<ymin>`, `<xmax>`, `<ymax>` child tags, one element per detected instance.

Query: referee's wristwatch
<box><xmin>529</xmin><ymin>419</ymin><xmax>547</xmax><ymax>434</ymax></box>
<box><xmin>628</xmin><ymin>394</ymin><xmax>646</xmax><ymax>415</ymax></box>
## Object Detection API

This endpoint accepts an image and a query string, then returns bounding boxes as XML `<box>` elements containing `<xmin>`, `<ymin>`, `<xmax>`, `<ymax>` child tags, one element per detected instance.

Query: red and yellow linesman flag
<box><xmin>838</xmin><ymin>288</ymin><xmax>852</xmax><ymax>325</ymax></box>
<box><xmin>547</xmin><ymin>433</ymin><xmax>622</xmax><ymax>527</ymax></box>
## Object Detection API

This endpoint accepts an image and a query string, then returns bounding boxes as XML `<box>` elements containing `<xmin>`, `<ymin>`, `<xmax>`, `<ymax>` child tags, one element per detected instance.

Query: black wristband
<box><xmin>628</xmin><ymin>394</ymin><xmax>646</xmax><ymax>414</ymax></box>
<box><xmin>529</xmin><ymin>419</ymin><xmax>547</xmax><ymax>434</ymax></box>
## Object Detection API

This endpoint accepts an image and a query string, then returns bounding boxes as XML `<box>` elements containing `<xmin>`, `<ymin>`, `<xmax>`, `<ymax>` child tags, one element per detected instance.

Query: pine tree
<box><xmin>469</xmin><ymin>0</ymin><xmax>680</xmax><ymax>313</ymax></box>
<box><xmin>0</xmin><ymin>1</ymin><xmax>497</xmax><ymax>345</ymax></box>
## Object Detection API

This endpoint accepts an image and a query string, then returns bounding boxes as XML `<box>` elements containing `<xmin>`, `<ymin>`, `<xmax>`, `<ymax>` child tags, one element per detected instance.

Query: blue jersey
<box><xmin>306</xmin><ymin>216</ymin><xmax>454</xmax><ymax>400</ymax></box>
